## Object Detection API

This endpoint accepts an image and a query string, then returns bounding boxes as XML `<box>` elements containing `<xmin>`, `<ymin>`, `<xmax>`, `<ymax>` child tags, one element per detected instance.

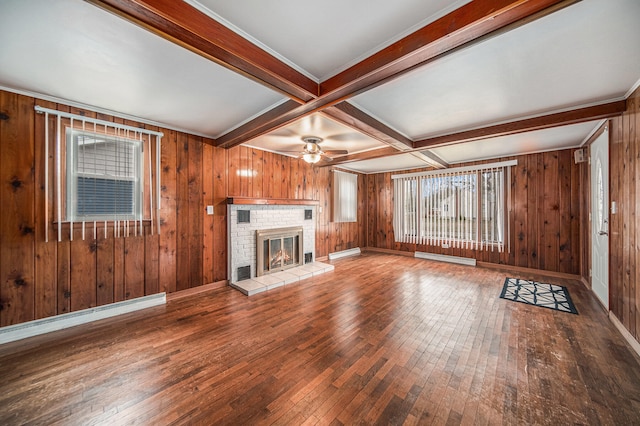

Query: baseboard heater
<box><xmin>0</xmin><ymin>293</ymin><xmax>166</xmax><ymax>345</ymax></box>
<box><xmin>415</xmin><ymin>251</ymin><xmax>477</xmax><ymax>266</ymax></box>
<box><xmin>328</xmin><ymin>247</ymin><xmax>361</xmax><ymax>260</ymax></box>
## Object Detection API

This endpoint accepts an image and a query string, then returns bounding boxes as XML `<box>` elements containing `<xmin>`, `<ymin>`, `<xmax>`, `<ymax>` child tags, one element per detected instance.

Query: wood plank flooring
<box><xmin>1</xmin><ymin>253</ymin><xmax>640</xmax><ymax>425</ymax></box>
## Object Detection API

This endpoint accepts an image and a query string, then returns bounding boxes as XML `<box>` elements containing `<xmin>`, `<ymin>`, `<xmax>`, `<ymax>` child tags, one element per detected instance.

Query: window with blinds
<box><xmin>333</xmin><ymin>170</ymin><xmax>358</xmax><ymax>223</ymax></box>
<box><xmin>392</xmin><ymin>160</ymin><xmax>514</xmax><ymax>252</ymax></box>
<box><xmin>36</xmin><ymin>105</ymin><xmax>162</xmax><ymax>242</ymax></box>
<box><xmin>67</xmin><ymin>129</ymin><xmax>142</xmax><ymax>221</ymax></box>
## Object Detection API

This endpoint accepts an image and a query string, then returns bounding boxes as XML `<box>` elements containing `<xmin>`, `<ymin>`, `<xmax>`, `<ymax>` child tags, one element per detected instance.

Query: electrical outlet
<box><xmin>206</xmin><ymin>205</ymin><xmax>214</xmax><ymax>215</ymax></box>
<box><xmin>442</xmin><ymin>243</ymin><xmax>450</xmax><ymax>249</ymax></box>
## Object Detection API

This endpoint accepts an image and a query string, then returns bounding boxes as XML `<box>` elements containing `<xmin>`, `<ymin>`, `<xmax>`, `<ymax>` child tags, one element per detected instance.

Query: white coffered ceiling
<box><xmin>0</xmin><ymin>0</ymin><xmax>639</xmax><ymax>173</ymax></box>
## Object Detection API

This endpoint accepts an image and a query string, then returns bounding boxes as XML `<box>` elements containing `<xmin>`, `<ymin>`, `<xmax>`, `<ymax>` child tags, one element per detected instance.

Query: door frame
<box><xmin>589</xmin><ymin>124</ymin><xmax>610</xmax><ymax>309</ymax></box>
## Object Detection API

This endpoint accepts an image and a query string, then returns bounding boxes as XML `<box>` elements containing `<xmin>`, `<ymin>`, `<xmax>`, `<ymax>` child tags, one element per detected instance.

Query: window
<box><xmin>333</xmin><ymin>170</ymin><xmax>357</xmax><ymax>222</ymax></box>
<box><xmin>66</xmin><ymin>129</ymin><xmax>142</xmax><ymax>221</ymax></box>
<box><xmin>392</xmin><ymin>161</ymin><xmax>513</xmax><ymax>251</ymax></box>
<box><xmin>36</xmin><ymin>105</ymin><xmax>162</xmax><ymax>242</ymax></box>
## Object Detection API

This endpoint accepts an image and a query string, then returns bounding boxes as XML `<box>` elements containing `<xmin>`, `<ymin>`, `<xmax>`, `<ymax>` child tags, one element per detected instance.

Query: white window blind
<box><xmin>36</xmin><ymin>105</ymin><xmax>163</xmax><ymax>242</ymax></box>
<box><xmin>333</xmin><ymin>170</ymin><xmax>358</xmax><ymax>223</ymax></box>
<box><xmin>392</xmin><ymin>160</ymin><xmax>514</xmax><ymax>252</ymax></box>
<box><xmin>67</xmin><ymin>129</ymin><xmax>142</xmax><ymax>221</ymax></box>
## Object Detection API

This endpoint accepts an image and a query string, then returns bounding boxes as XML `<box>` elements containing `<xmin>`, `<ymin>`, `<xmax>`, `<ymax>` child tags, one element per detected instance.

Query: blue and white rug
<box><xmin>500</xmin><ymin>278</ymin><xmax>578</xmax><ymax>314</ymax></box>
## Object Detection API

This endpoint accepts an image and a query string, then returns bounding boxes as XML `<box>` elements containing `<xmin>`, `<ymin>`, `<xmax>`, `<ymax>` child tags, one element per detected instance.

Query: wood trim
<box><xmin>87</xmin><ymin>0</ymin><xmax>318</xmax><ymax>102</ymax></box>
<box><xmin>319</xmin><ymin>147</ymin><xmax>399</xmax><ymax>167</ymax></box>
<box><xmin>323</xmin><ymin>103</ymin><xmax>413</xmax><ymax>149</ymax></box>
<box><xmin>166</xmin><ymin>280</ymin><xmax>228</xmax><ymax>301</ymax></box>
<box><xmin>321</xmin><ymin>0</ymin><xmax>577</xmax><ymax>95</ymax></box>
<box><xmin>362</xmin><ymin>247</ymin><xmax>415</xmax><ymax>257</ymax></box>
<box><xmin>415</xmin><ymin>101</ymin><xmax>627</xmax><ymax>149</ymax></box>
<box><xmin>213</xmin><ymin>0</ymin><xmax>576</xmax><ymax>148</ymax></box>
<box><xmin>583</xmin><ymin>120</ymin><xmax>610</xmax><ymax>147</ymax></box>
<box><xmin>216</xmin><ymin>100</ymin><xmax>300</xmax><ymax>148</ymax></box>
<box><xmin>477</xmin><ymin>261</ymin><xmax>582</xmax><ymax>281</ymax></box>
<box><xmin>226</xmin><ymin>197</ymin><xmax>319</xmax><ymax>206</ymax></box>
<box><xmin>610</xmin><ymin>312</ymin><xmax>640</xmax><ymax>358</ymax></box>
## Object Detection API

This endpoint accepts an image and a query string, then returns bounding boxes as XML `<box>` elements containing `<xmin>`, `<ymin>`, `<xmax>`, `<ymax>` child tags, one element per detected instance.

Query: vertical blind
<box><xmin>392</xmin><ymin>160</ymin><xmax>515</xmax><ymax>252</ymax></box>
<box><xmin>333</xmin><ymin>170</ymin><xmax>358</xmax><ymax>222</ymax></box>
<box><xmin>36</xmin><ymin>105</ymin><xmax>163</xmax><ymax>242</ymax></box>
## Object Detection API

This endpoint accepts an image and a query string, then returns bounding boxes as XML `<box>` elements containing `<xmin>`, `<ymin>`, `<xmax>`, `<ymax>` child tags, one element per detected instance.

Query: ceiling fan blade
<box><xmin>322</xmin><ymin>150</ymin><xmax>348</xmax><ymax>155</ymax></box>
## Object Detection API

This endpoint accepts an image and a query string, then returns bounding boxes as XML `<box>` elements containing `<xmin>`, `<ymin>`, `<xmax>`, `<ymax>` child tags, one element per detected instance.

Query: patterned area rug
<box><xmin>500</xmin><ymin>278</ymin><xmax>578</xmax><ymax>314</ymax></box>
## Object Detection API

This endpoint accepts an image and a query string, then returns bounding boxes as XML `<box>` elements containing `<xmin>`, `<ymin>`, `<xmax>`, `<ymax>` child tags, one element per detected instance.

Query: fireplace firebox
<box><xmin>256</xmin><ymin>227</ymin><xmax>304</xmax><ymax>276</ymax></box>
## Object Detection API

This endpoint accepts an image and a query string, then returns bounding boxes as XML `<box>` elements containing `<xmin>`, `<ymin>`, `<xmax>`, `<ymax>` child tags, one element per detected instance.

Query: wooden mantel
<box><xmin>226</xmin><ymin>197</ymin><xmax>319</xmax><ymax>206</ymax></box>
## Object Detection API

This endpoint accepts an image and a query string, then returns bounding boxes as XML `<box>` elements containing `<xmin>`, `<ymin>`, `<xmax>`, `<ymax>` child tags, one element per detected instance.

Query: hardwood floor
<box><xmin>1</xmin><ymin>253</ymin><xmax>640</xmax><ymax>425</ymax></box>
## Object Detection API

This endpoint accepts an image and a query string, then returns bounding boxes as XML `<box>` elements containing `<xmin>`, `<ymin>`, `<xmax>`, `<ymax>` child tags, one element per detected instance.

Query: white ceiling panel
<box><xmin>430</xmin><ymin>121</ymin><xmax>600</xmax><ymax>164</ymax></box>
<box><xmin>341</xmin><ymin>153</ymin><xmax>432</xmax><ymax>174</ymax></box>
<box><xmin>0</xmin><ymin>0</ymin><xmax>638</xmax><ymax>174</ymax></box>
<box><xmin>188</xmin><ymin>0</ymin><xmax>471</xmax><ymax>80</ymax></box>
<box><xmin>0</xmin><ymin>0</ymin><xmax>286</xmax><ymax>138</ymax></box>
<box><xmin>243</xmin><ymin>113</ymin><xmax>386</xmax><ymax>156</ymax></box>
<box><xmin>350</xmin><ymin>0</ymin><xmax>640</xmax><ymax>140</ymax></box>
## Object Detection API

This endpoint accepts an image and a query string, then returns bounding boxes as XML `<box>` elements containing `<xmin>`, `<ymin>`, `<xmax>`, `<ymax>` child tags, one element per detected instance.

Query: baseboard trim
<box><xmin>328</xmin><ymin>247</ymin><xmax>361</xmax><ymax>260</ymax></box>
<box><xmin>415</xmin><ymin>251</ymin><xmax>476</xmax><ymax>266</ymax></box>
<box><xmin>477</xmin><ymin>262</ymin><xmax>581</xmax><ymax>281</ymax></box>
<box><xmin>0</xmin><ymin>293</ymin><xmax>166</xmax><ymax>345</ymax></box>
<box><xmin>167</xmin><ymin>280</ymin><xmax>229</xmax><ymax>301</ymax></box>
<box><xmin>609</xmin><ymin>312</ymin><xmax>640</xmax><ymax>358</ymax></box>
<box><xmin>580</xmin><ymin>276</ymin><xmax>591</xmax><ymax>290</ymax></box>
<box><xmin>363</xmin><ymin>247</ymin><xmax>414</xmax><ymax>257</ymax></box>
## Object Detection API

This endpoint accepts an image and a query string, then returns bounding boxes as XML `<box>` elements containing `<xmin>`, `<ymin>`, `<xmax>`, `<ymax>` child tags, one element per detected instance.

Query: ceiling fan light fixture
<box><xmin>303</xmin><ymin>152</ymin><xmax>321</xmax><ymax>164</ymax></box>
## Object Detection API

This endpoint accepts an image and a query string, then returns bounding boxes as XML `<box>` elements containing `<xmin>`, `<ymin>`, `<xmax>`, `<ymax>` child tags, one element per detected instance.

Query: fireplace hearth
<box><xmin>256</xmin><ymin>227</ymin><xmax>304</xmax><ymax>277</ymax></box>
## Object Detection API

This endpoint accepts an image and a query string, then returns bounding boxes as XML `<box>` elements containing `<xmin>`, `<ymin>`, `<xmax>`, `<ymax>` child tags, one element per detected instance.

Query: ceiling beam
<box><xmin>318</xmin><ymin>147</ymin><xmax>400</xmax><ymax>167</ymax></box>
<box><xmin>214</xmin><ymin>0</ymin><xmax>579</xmax><ymax>148</ymax></box>
<box><xmin>410</xmin><ymin>151</ymin><xmax>449</xmax><ymax>169</ymax></box>
<box><xmin>321</xmin><ymin>0</ymin><xmax>579</xmax><ymax>97</ymax></box>
<box><xmin>327</xmin><ymin>100</ymin><xmax>626</xmax><ymax>166</ymax></box>
<box><xmin>216</xmin><ymin>100</ymin><xmax>300</xmax><ymax>149</ymax></box>
<box><xmin>87</xmin><ymin>0</ymin><xmax>318</xmax><ymax>102</ymax></box>
<box><xmin>322</xmin><ymin>102</ymin><xmax>413</xmax><ymax>150</ymax></box>
<box><xmin>413</xmin><ymin>100</ymin><xmax>627</xmax><ymax>149</ymax></box>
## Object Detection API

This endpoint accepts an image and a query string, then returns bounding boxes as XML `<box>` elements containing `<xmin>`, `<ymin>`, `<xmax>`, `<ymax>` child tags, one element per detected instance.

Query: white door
<box><xmin>591</xmin><ymin>129</ymin><xmax>609</xmax><ymax>308</ymax></box>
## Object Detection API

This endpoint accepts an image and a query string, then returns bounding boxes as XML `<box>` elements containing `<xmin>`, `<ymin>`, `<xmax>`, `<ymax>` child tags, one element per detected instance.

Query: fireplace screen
<box><xmin>256</xmin><ymin>227</ymin><xmax>304</xmax><ymax>276</ymax></box>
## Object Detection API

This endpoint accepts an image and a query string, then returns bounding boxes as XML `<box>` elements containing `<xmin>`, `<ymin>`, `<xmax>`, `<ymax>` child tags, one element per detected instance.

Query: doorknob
<box><xmin>598</xmin><ymin>231</ymin><xmax>608</xmax><ymax>236</ymax></box>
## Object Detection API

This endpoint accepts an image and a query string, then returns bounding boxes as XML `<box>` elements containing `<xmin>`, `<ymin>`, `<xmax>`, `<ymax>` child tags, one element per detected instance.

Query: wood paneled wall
<box><xmin>225</xmin><ymin>145</ymin><xmax>367</xmax><ymax>258</ymax></box>
<box><xmin>609</xmin><ymin>86</ymin><xmax>640</xmax><ymax>342</ymax></box>
<box><xmin>0</xmin><ymin>90</ymin><xmax>365</xmax><ymax>327</ymax></box>
<box><xmin>366</xmin><ymin>151</ymin><xmax>582</xmax><ymax>274</ymax></box>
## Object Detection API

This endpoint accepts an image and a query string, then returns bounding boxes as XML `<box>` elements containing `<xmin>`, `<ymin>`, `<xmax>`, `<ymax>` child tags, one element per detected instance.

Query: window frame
<box><xmin>392</xmin><ymin>160</ymin><xmax>514</xmax><ymax>251</ymax></box>
<box><xmin>65</xmin><ymin>128</ymin><xmax>144</xmax><ymax>222</ymax></box>
<box><xmin>332</xmin><ymin>170</ymin><xmax>358</xmax><ymax>223</ymax></box>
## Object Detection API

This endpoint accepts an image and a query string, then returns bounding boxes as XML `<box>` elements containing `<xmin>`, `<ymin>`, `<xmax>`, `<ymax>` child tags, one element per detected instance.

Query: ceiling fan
<box><xmin>284</xmin><ymin>136</ymin><xmax>349</xmax><ymax>164</ymax></box>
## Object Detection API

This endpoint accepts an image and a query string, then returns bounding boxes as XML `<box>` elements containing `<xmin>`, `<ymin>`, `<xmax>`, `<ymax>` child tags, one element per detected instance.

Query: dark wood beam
<box><xmin>322</xmin><ymin>102</ymin><xmax>413</xmax><ymax>149</ymax></box>
<box><xmin>318</xmin><ymin>147</ymin><xmax>401</xmax><ymax>167</ymax></box>
<box><xmin>321</xmin><ymin>0</ymin><xmax>579</xmax><ymax>97</ymax></box>
<box><xmin>414</xmin><ymin>100</ymin><xmax>627</xmax><ymax>149</ymax></box>
<box><xmin>327</xmin><ymin>100</ymin><xmax>625</xmax><ymax>167</ymax></box>
<box><xmin>216</xmin><ymin>100</ymin><xmax>300</xmax><ymax>149</ymax></box>
<box><xmin>87</xmin><ymin>0</ymin><xmax>318</xmax><ymax>102</ymax></box>
<box><xmin>410</xmin><ymin>151</ymin><xmax>449</xmax><ymax>169</ymax></box>
<box><xmin>215</xmin><ymin>0</ymin><xmax>578</xmax><ymax>148</ymax></box>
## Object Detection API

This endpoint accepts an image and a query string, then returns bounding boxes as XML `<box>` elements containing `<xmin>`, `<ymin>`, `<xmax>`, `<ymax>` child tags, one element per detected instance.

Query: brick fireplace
<box><xmin>227</xmin><ymin>200</ymin><xmax>316</xmax><ymax>284</ymax></box>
